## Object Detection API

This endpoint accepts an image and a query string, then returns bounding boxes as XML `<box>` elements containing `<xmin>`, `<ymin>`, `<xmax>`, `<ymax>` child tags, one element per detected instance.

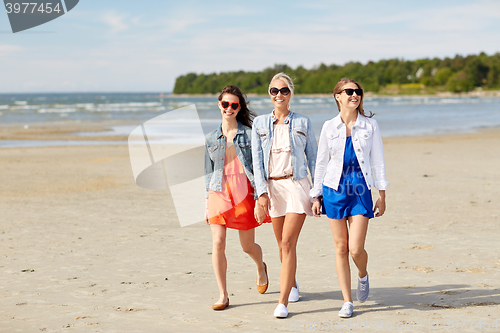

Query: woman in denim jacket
<box><xmin>204</xmin><ymin>85</ymin><xmax>271</xmax><ymax>311</ymax></box>
<box><xmin>311</xmin><ymin>78</ymin><xmax>389</xmax><ymax>318</ymax></box>
<box><xmin>252</xmin><ymin>73</ymin><xmax>317</xmax><ymax>318</ymax></box>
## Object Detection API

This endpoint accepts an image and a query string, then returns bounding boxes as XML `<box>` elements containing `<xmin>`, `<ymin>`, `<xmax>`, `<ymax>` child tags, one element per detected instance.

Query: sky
<box><xmin>1</xmin><ymin>0</ymin><xmax>500</xmax><ymax>93</ymax></box>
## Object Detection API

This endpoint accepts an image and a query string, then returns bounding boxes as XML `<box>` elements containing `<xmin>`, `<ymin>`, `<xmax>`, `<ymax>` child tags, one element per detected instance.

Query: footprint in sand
<box><xmin>399</xmin><ymin>266</ymin><xmax>434</xmax><ymax>273</ymax></box>
<box><xmin>408</xmin><ymin>245</ymin><xmax>434</xmax><ymax>250</ymax></box>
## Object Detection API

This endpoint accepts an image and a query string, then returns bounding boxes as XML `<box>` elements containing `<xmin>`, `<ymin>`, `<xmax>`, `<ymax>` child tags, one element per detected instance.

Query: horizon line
<box><xmin>0</xmin><ymin>91</ymin><xmax>173</xmax><ymax>95</ymax></box>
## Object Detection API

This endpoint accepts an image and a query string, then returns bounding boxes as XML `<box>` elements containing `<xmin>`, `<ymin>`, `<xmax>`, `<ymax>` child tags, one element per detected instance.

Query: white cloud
<box><xmin>101</xmin><ymin>12</ymin><xmax>129</xmax><ymax>34</ymax></box>
<box><xmin>409</xmin><ymin>3</ymin><xmax>500</xmax><ymax>33</ymax></box>
<box><xmin>0</xmin><ymin>44</ymin><xmax>24</xmax><ymax>57</ymax></box>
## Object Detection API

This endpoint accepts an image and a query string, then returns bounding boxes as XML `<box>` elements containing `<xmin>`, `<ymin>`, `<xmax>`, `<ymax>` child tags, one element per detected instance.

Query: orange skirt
<box><xmin>208</xmin><ymin>178</ymin><xmax>271</xmax><ymax>230</ymax></box>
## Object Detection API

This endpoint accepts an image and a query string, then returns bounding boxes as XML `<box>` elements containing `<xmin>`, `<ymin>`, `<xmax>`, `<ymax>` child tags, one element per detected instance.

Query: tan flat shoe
<box><xmin>257</xmin><ymin>262</ymin><xmax>268</xmax><ymax>294</ymax></box>
<box><xmin>212</xmin><ymin>298</ymin><xmax>229</xmax><ymax>310</ymax></box>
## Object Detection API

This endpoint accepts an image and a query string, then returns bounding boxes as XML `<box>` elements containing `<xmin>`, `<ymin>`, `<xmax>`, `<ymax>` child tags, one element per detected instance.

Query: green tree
<box><xmin>434</xmin><ymin>68</ymin><xmax>452</xmax><ymax>85</ymax></box>
<box><xmin>447</xmin><ymin>70</ymin><xmax>473</xmax><ymax>92</ymax></box>
<box><xmin>172</xmin><ymin>52</ymin><xmax>500</xmax><ymax>94</ymax></box>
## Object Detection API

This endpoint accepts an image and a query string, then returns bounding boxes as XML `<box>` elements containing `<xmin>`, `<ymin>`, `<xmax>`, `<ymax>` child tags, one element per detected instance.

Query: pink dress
<box><xmin>208</xmin><ymin>143</ymin><xmax>271</xmax><ymax>229</ymax></box>
<box><xmin>267</xmin><ymin>124</ymin><xmax>313</xmax><ymax>218</ymax></box>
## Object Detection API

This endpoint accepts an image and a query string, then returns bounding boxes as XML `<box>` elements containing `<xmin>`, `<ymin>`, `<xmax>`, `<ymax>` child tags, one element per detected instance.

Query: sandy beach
<box><xmin>1</xmin><ymin>128</ymin><xmax>499</xmax><ymax>332</ymax></box>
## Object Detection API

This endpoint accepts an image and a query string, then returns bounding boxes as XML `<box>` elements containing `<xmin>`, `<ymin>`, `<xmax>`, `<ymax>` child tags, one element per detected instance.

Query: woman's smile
<box><xmin>349</xmin><ymin>97</ymin><xmax>359</xmax><ymax>105</ymax></box>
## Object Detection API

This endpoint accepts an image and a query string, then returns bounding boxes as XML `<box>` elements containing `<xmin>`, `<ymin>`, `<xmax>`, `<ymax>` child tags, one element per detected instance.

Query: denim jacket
<box><xmin>252</xmin><ymin>111</ymin><xmax>318</xmax><ymax>199</ymax></box>
<box><xmin>204</xmin><ymin>122</ymin><xmax>255</xmax><ymax>199</ymax></box>
<box><xmin>310</xmin><ymin>113</ymin><xmax>389</xmax><ymax>198</ymax></box>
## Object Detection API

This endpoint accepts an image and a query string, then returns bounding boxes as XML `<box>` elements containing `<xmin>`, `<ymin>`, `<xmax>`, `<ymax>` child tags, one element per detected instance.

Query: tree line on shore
<box><xmin>173</xmin><ymin>52</ymin><xmax>500</xmax><ymax>95</ymax></box>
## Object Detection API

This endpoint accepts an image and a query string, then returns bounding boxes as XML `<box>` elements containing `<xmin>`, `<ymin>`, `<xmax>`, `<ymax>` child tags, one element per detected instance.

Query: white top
<box><xmin>269</xmin><ymin>124</ymin><xmax>293</xmax><ymax>178</ymax></box>
<box><xmin>310</xmin><ymin>114</ymin><xmax>389</xmax><ymax>198</ymax></box>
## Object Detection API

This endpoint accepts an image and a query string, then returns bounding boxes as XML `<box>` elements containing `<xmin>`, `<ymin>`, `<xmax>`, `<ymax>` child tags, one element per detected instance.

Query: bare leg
<box><xmin>273</xmin><ymin>213</ymin><xmax>306</xmax><ymax>306</ymax></box>
<box><xmin>329</xmin><ymin>218</ymin><xmax>352</xmax><ymax>303</ymax></box>
<box><xmin>271</xmin><ymin>216</ymin><xmax>285</xmax><ymax>262</ymax></box>
<box><xmin>210</xmin><ymin>224</ymin><xmax>228</xmax><ymax>305</ymax></box>
<box><xmin>239</xmin><ymin>229</ymin><xmax>267</xmax><ymax>285</ymax></box>
<box><xmin>348</xmin><ymin>215</ymin><xmax>369</xmax><ymax>278</ymax></box>
<box><xmin>272</xmin><ymin>216</ymin><xmax>298</xmax><ymax>286</ymax></box>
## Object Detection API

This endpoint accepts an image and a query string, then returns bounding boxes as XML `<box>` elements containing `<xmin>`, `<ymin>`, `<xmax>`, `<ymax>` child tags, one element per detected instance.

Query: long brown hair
<box><xmin>218</xmin><ymin>85</ymin><xmax>256</xmax><ymax>127</ymax></box>
<box><xmin>333</xmin><ymin>78</ymin><xmax>374</xmax><ymax>118</ymax></box>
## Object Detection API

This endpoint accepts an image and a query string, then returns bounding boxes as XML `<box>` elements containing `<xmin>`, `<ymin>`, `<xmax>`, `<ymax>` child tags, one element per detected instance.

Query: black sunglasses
<box><xmin>269</xmin><ymin>87</ymin><xmax>291</xmax><ymax>96</ymax></box>
<box><xmin>221</xmin><ymin>100</ymin><xmax>240</xmax><ymax>110</ymax></box>
<box><xmin>340</xmin><ymin>88</ymin><xmax>363</xmax><ymax>96</ymax></box>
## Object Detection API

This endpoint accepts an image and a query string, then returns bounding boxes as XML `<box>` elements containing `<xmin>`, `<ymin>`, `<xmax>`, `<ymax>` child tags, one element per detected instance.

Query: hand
<box><xmin>312</xmin><ymin>199</ymin><xmax>321</xmax><ymax>217</ymax></box>
<box><xmin>373</xmin><ymin>196</ymin><xmax>386</xmax><ymax>217</ymax></box>
<box><xmin>257</xmin><ymin>194</ymin><xmax>270</xmax><ymax>216</ymax></box>
<box><xmin>254</xmin><ymin>204</ymin><xmax>265</xmax><ymax>225</ymax></box>
<box><xmin>205</xmin><ymin>200</ymin><xmax>210</xmax><ymax>225</ymax></box>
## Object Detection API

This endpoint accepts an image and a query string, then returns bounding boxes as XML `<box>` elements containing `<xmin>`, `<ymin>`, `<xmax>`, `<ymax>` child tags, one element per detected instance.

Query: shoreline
<box><xmin>1</xmin><ymin>122</ymin><xmax>499</xmax><ymax>147</ymax></box>
<box><xmin>0</xmin><ymin>124</ymin><xmax>499</xmax><ymax>146</ymax></box>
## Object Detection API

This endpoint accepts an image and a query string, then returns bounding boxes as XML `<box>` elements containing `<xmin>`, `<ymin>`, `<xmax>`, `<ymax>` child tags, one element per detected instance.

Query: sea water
<box><xmin>1</xmin><ymin>93</ymin><xmax>499</xmax><ymax>147</ymax></box>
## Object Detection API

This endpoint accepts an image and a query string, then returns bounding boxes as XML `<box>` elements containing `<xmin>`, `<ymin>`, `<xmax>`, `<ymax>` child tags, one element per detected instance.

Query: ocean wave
<box><xmin>92</xmin><ymin>104</ymin><xmax>166</xmax><ymax>112</ymax></box>
<box><xmin>74</xmin><ymin>103</ymin><xmax>95</xmax><ymax>109</ymax></box>
<box><xmin>9</xmin><ymin>105</ymin><xmax>36</xmax><ymax>111</ymax></box>
<box><xmin>38</xmin><ymin>108</ymin><xmax>77</xmax><ymax>113</ymax></box>
<box><xmin>249</xmin><ymin>99</ymin><xmax>273</xmax><ymax>106</ymax></box>
<box><xmin>438</xmin><ymin>98</ymin><xmax>481</xmax><ymax>104</ymax></box>
<box><xmin>298</xmin><ymin>98</ymin><xmax>331</xmax><ymax>104</ymax></box>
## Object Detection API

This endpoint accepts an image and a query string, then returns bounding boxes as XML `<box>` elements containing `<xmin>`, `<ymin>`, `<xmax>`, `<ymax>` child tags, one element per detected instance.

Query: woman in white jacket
<box><xmin>311</xmin><ymin>78</ymin><xmax>389</xmax><ymax>318</ymax></box>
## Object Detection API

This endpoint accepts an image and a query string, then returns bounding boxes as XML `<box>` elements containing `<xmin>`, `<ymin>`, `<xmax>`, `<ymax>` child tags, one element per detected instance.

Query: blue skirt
<box><xmin>322</xmin><ymin>137</ymin><xmax>374</xmax><ymax>219</ymax></box>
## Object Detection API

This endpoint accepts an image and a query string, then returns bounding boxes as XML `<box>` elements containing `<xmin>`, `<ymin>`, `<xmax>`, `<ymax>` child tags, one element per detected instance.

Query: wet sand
<box><xmin>0</xmin><ymin>128</ymin><xmax>499</xmax><ymax>332</ymax></box>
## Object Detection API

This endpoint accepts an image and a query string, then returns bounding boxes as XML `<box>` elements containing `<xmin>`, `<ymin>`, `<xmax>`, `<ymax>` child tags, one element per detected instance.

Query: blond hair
<box><xmin>269</xmin><ymin>72</ymin><xmax>294</xmax><ymax>110</ymax></box>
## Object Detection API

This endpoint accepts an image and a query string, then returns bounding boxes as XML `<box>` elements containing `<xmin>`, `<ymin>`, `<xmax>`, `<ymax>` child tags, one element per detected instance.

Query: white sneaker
<box><xmin>288</xmin><ymin>282</ymin><xmax>299</xmax><ymax>302</ymax></box>
<box><xmin>274</xmin><ymin>303</ymin><xmax>288</xmax><ymax>318</ymax></box>
<box><xmin>357</xmin><ymin>273</ymin><xmax>369</xmax><ymax>303</ymax></box>
<box><xmin>338</xmin><ymin>302</ymin><xmax>353</xmax><ymax>318</ymax></box>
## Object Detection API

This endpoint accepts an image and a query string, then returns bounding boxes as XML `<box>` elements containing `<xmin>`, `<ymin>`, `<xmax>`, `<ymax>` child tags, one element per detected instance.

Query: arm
<box><xmin>369</xmin><ymin>119</ymin><xmax>388</xmax><ymax>217</ymax></box>
<box><xmin>204</xmin><ymin>139</ymin><xmax>214</xmax><ymax>223</ymax></box>
<box><xmin>251</xmin><ymin>123</ymin><xmax>268</xmax><ymax>199</ymax></box>
<box><xmin>304</xmin><ymin>117</ymin><xmax>318</xmax><ymax>183</ymax></box>
<box><xmin>310</xmin><ymin>121</ymin><xmax>330</xmax><ymax>199</ymax></box>
<box><xmin>251</xmin><ymin>123</ymin><xmax>270</xmax><ymax>217</ymax></box>
<box><xmin>369</xmin><ymin>119</ymin><xmax>389</xmax><ymax>191</ymax></box>
<box><xmin>310</xmin><ymin>122</ymin><xmax>330</xmax><ymax>217</ymax></box>
<box><xmin>204</xmin><ymin>138</ymin><xmax>214</xmax><ymax>200</ymax></box>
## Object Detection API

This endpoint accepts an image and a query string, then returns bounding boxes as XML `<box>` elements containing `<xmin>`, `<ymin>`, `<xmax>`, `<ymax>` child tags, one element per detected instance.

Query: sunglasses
<box><xmin>269</xmin><ymin>87</ymin><xmax>291</xmax><ymax>96</ymax></box>
<box><xmin>340</xmin><ymin>88</ymin><xmax>363</xmax><ymax>96</ymax></box>
<box><xmin>221</xmin><ymin>100</ymin><xmax>240</xmax><ymax>110</ymax></box>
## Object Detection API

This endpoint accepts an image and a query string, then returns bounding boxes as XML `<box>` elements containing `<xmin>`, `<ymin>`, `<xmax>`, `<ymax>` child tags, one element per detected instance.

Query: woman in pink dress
<box><xmin>205</xmin><ymin>85</ymin><xmax>271</xmax><ymax>310</ymax></box>
<box><xmin>252</xmin><ymin>73</ymin><xmax>318</xmax><ymax>318</ymax></box>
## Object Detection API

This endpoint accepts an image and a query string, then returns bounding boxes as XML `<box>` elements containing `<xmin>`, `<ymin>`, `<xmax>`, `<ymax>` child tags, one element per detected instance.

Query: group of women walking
<box><xmin>204</xmin><ymin>73</ymin><xmax>389</xmax><ymax>319</ymax></box>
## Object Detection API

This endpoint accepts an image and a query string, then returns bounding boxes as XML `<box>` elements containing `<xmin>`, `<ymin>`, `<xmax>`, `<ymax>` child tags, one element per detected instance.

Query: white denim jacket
<box><xmin>310</xmin><ymin>113</ymin><xmax>389</xmax><ymax>198</ymax></box>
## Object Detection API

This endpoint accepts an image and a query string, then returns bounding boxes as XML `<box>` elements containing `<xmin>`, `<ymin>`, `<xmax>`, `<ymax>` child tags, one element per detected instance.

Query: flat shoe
<box><xmin>273</xmin><ymin>303</ymin><xmax>288</xmax><ymax>318</ymax></box>
<box><xmin>257</xmin><ymin>262</ymin><xmax>268</xmax><ymax>294</ymax></box>
<box><xmin>338</xmin><ymin>302</ymin><xmax>353</xmax><ymax>318</ymax></box>
<box><xmin>357</xmin><ymin>273</ymin><xmax>369</xmax><ymax>303</ymax></box>
<box><xmin>212</xmin><ymin>298</ymin><xmax>229</xmax><ymax>310</ymax></box>
<box><xmin>288</xmin><ymin>282</ymin><xmax>299</xmax><ymax>302</ymax></box>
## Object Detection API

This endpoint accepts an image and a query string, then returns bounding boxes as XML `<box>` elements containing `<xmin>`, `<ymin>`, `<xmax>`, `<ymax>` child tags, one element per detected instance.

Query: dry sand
<box><xmin>1</xmin><ymin>128</ymin><xmax>499</xmax><ymax>332</ymax></box>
